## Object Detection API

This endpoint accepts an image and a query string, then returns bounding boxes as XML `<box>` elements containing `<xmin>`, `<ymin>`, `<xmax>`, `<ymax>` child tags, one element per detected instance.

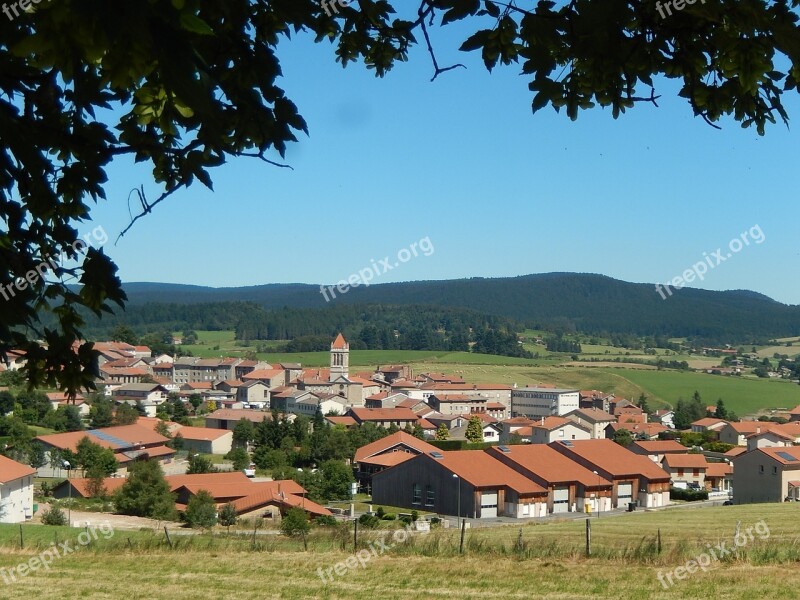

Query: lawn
<box><xmin>0</xmin><ymin>504</ymin><xmax>799</xmax><ymax>599</ymax></box>
<box><xmin>606</xmin><ymin>368</ymin><xmax>800</xmax><ymax>415</ymax></box>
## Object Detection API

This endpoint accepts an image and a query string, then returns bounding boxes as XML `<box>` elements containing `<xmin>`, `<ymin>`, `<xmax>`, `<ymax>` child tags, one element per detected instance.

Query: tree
<box><xmin>225</xmin><ymin>448</ymin><xmax>251</xmax><ymax>471</ymax></box>
<box><xmin>4</xmin><ymin>1</ymin><xmax>798</xmax><ymax>397</ymax></box>
<box><xmin>184</xmin><ymin>490</ymin><xmax>217</xmax><ymax>529</ymax></box>
<box><xmin>319</xmin><ymin>460</ymin><xmax>355</xmax><ymax>502</ymax></box>
<box><xmin>465</xmin><ymin>416</ymin><xmax>484</xmax><ymax>444</ymax></box>
<box><xmin>113</xmin><ymin>403</ymin><xmax>140</xmax><ymax>426</ymax></box>
<box><xmin>85</xmin><ymin>466</ymin><xmax>109</xmax><ymax>499</ymax></box>
<box><xmin>435</xmin><ymin>423</ymin><xmax>450</xmax><ymax>441</ymax></box>
<box><xmin>218</xmin><ymin>503</ymin><xmax>238</xmax><ymax>534</ymax></box>
<box><xmin>27</xmin><ymin>442</ymin><xmax>48</xmax><ymax>470</ymax></box>
<box><xmin>114</xmin><ymin>460</ymin><xmax>177</xmax><ymax>520</ymax></box>
<box><xmin>89</xmin><ymin>397</ymin><xmax>115</xmax><ymax>429</ymax></box>
<box><xmin>637</xmin><ymin>393</ymin><xmax>650</xmax><ymax>416</ymax></box>
<box><xmin>186</xmin><ymin>453</ymin><xmax>217</xmax><ymax>475</ymax></box>
<box><xmin>715</xmin><ymin>399</ymin><xmax>729</xmax><ymax>420</ymax></box>
<box><xmin>155</xmin><ymin>420</ymin><xmax>172</xmax><ymax>439</ymax></box>
<box><xmin>75</xmin><ymin>437</ymin><xmax>118</xmax><ymax>476</ymax></box>
<box><xmin>110</xmin><ymin>326</ymin><xmax>138</xmax><ymax>345</ymax></box>
<box><xmin>280</xmin><ymin>507</ymin><xmax>311</xmax><ymax>539</ymax></box>
<box><xmin>232</xmin><ymin>418</ymin><xmax>254</xmax><ymax>449</ymax></box>
<box><xmin>613</xmin><ymin>428</ymin><xmax>633</xmax><ymax>447</ymax></box>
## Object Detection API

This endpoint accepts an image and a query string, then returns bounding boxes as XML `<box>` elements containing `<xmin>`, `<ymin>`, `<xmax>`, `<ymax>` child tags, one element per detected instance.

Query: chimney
<box><xmin>541</xmin><ymin>417</ymin><xmax>545</xmax><ymax>426</ymax></box>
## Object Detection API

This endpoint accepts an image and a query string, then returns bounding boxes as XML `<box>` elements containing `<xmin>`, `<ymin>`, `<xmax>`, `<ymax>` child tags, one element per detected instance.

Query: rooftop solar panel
<box><xmin>776</xmin><ymin>451</ymin><xmax>798</xmax><ymax>462</ymax></box>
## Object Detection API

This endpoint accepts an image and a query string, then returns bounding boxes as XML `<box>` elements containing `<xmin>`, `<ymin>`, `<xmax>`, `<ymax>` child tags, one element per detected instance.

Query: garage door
<box><xmin>553</xmin><ymin>487</ymin><xmax>570</xmax><ymax>513</ymax></box>
<box><xmin>480</xmin><ymin>492</ymin><xmax>498</xmax><ymax>518</ymax></box>
<box><xmin>617</xmin><ymin>482</ymin><xmax>633</xmax><ymax>505</ymax></box>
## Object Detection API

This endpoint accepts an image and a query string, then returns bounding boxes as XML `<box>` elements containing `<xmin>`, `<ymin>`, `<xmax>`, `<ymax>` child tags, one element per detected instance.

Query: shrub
<box><xmin>670</xmin><ymin>487</ymin><xmax>709</xmax><ymax>501</ymax></box>
<box><xmin>41</xmin><ymin>506</ymin><xmax>68</xmax><ymax>526</ymax></box>
<box><xmin>381</xmin><ymin>513</ymin><xmax>396</xmax><ymax>521</ymax></box>
<box><xmin>314</xmin><ymin>515</ymin><xmax>338</xmax><ymax>527</ymax></box>
<box><xmin>358</xmin><ymin>513</ymin><xmax>380</xmax><ymax>528</ymax></box>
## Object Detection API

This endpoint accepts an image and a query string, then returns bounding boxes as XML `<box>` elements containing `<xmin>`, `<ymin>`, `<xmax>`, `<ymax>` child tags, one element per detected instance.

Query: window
<box><xmin>773</xmin><ymin>466</ymin><xmax>778</xmax><ymax>475</ymax></box>
<box><xmin>692</xmin><ymin>469</ymin><xmax>699</xmax><ymax>476</ymax></box>
<box><xmin>677</xmin><ymin>468</ymin><xmax>684</xmax><ymax>476</ymax></box>
<box><xmin>759</xmin><ymin>465</ymin><xmax>764</xmax><ymax>473</ymax></box>
<box><xmin>412</xmin><ymin>483</ymin><xmax>422</xmax><ymax>505</ymax></box>
<box><xmin>425</xmin><ymin>486</ymin><xmax>435</xmax><ymax>507</ymax></box>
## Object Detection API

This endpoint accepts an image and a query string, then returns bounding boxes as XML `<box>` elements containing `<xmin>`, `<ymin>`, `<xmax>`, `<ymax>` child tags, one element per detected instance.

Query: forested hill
<box><xmin>114</xmin><ymin>273</ymin><xmax>800</xmax><ymax>340</ymax></box>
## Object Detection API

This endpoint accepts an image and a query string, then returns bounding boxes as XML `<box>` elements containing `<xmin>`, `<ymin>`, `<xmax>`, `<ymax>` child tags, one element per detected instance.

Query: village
<box><xmin>1</xmin><ymin>333</ymin><xmax>799</xmax><ymax>528</ymax></box>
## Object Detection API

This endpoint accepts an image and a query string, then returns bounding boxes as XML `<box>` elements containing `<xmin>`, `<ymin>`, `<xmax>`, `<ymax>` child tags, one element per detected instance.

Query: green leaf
<box><xmin>180</xmin><ymin>13</ymin><xmax>214</xmax><ymax>36</ymax></box>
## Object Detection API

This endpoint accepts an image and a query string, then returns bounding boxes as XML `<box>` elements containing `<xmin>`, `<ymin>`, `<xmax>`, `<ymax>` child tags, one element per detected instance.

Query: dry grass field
<box><xmin>1</xmin><ymin>504</ymin><xmax>799</xmax><ymax>598</ymax></box>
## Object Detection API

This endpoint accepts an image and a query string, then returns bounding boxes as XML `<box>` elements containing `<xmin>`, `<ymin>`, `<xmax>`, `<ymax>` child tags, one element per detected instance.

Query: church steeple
<box><xmin>330</xmin><ymin>333</ymin><xmax>349</xmax><ymax>379</ymax></box>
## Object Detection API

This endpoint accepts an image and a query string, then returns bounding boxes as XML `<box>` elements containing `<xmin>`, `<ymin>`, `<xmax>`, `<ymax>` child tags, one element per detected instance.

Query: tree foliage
<box><xmin>5</xmin><ymin>1</ymin><xmax>799</xmax><ymax>392</ymax></box>
<box><xmin>184</xmin><ymin>490</ymin><xmax>217</xmax><ymax>529</ymax></box>
<box><xmin>114</xmin><ymin>460</ymin><xmax>177</xmax><ymax>520</ymax></box>
<box><xmin>465</xmin><ymin>416</ymin><xmax>484</xmax><ymax>444</ymax></box>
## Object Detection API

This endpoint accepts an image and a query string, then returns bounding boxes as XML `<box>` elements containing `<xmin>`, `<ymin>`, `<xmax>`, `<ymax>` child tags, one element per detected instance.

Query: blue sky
<box><xmin>88</xmin><ymin>23</ymin><xmax>799</xmax><ymax>304</ymax></box>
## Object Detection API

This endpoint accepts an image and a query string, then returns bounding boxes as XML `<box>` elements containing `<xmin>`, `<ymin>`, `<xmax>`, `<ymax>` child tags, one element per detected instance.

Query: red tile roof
<box><xmin>705</xmin><ymin>462</ymin><xmax>733</xmax><ymax>478</ymax></box>
<box><xmin>0</xmin><ymin>455</ymin><xmax>36</xmax><ymax>483</ymax></box>
<box><xmin>631</xmin><ymin>440</ymin><xmax>687</xmax><ymax>454</ymax></box>
<box><xmin>487</xmin><ymin>445</ymin><xmax>611</xmax><ymax>488</ymax></box>
<box><xmin>331</xmin><ymin>333</ymin><xmax>348</xmax><ymax>349</ymax></box>
<box><xmin>175</xmin><ymin>426</ymin><xmax>232</xmax><ymax>441</ymax></box>
<box><xmin>36</xmin><ymin>424</ymin><xmax>168</xmax><ymax>452</ymax></box>
<box><xmin>662</xmin><ymin>454</ymin><xmax>708</xmax><ymax>469</ymax></box>
<box><xmin>325</xmin><ymin>416</ymin><xmax>357</xmax><ymax>427</ymax></box>
<box><xmin>349</xmin><ymin>407</ymin><xmax>419</xmax><ymax>423</ymax></box>
<box><xmin>243</xmin><ymin>368</ymin><xmax>284</xmax><ymax>380</ymax></box>
<box><xmin>425</xmin><ymin>451</ymin><xmax>546</xmax><ymax>496</ymax></box>
<box><xmin>354</xmin><ymin>431</ymin><xmax>439</xmax><ymax>463</ymax></box>
<box><xmin>551</xmin><ymin>439</ymin><xmax>671</xmax><ymax>481</ymax></box>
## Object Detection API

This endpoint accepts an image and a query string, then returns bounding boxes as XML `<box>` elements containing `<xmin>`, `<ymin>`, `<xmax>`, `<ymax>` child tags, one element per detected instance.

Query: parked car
<box><xmin>244</xmin><ymin>463</ymin><xmax>256</xmax><ymax>477</ymax></box>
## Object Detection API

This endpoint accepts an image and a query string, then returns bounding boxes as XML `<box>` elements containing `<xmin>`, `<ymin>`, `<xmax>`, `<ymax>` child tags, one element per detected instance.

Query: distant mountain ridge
<box><xmin>118</xmin><ymin>273</ymin><xmax>800</xmax><ymax>339</ymax></box>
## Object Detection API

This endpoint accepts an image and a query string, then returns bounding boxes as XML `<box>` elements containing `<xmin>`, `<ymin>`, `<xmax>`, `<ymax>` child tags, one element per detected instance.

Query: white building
<box><xmin>512</xmin><ymin>387</ymin><xmax>580</xmax><ymax>418</ymax></box>
<box><xmin>0</xmin><ymin>455</ymin><xmax>35</xmax><ymax>523</ymax></box>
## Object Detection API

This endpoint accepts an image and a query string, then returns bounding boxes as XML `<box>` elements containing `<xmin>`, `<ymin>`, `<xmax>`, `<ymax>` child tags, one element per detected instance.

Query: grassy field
<box><xmin>606</xmin><ymin>369</ymin><xmax>800</xmax><ymax>415</ymax></box>
<box><xmin>0</xmin><ymin>504</ymin><xmax>799</xmax><ymax>598</ymax></box>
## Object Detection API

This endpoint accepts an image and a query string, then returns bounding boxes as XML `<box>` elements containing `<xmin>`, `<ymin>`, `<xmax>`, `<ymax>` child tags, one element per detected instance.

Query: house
<box><xmin>529</xmin><ymin>416</ymin><xmax>591</xmax><ymax>444</ymax></box>
<box><xmin>374</xmin><ymin>365</ymin><xmax>412</xmax><ymax>383</ymax></box>
<box><xmin>660</xmin><ymin>454</ymin><xmax>708</xmax><ymax>489</ymax></box>
<box><xmin>629</xmin><ymin>440</ymin><xmax>688</xmax><ymax>463</ymax></box>
<box><xmin>745</xmin><ymin>428</ymin><xmax>795</xmax><ymax>451</ymax></box>
<box><xmin>111</xmin><ymin>383</ymin><xmax>169</xmax><ymax>416</ymax></box>
<box><xmin>291</xmin><ymin>393</ymin><xmax>348</xmax><ymax>418</ymax></box>
<box><xmin>653</xmin><ymin>409</ymin><xmax>675</xmax><ymax>429</ymax></box>
<box><xmin>0</xmin><ymin>455</ymin><xmax>35</xmax><ymax>522</ymax></box>
<box><xmin>35</xmin><ymin>424</ymin><xmax>173</xmax><ymax>473</ymax></box>
<box><xmin>372</xmin><ymin>450</ymin><xmax>549</xmax><ymax>519</ymax></box>
<box><xmin>205</xmin><ymin>409</ymin><xmax>273</xmax><ymax>431</ymax></box>
<box><xmin>487</xmin><ymin>444</ymin><xmax>613</xmax><ymax>514</ymax></box>
<box><xmin>550</xmin><ymin>439</ymin><xmax>671</xmax><ymax>508</ymax></box>
<box><xmin>347</xmin><ymin>407</ymin><xmax>419</xmax><ymax>429</ymax></box>
<box><xmin>498</xmin><ymin>417</ymin><xmax>538</xmax><ymax>443</ymax></box>
<box><xmin>511</xmin><ymin>387</ymin><xmax>580</xmax><ymax>418</ymax></box>
<box><xmin>690</xmin><ymin>418</ymin><xmax>728</xmax><ymax>434</ymax></box>
<box><xmin>416</xmin><ymin>382</ymin><xmax>512</xmax><ymax>410</ymax></box>
<box><xmin>353</xmin><ymin>431</ymin><xmax>440</xmax><ymax>492</ymax></box>
<box><xmin>565</xmin><ymin>408</ymin><xmax>617</xmax><ymax>439</ymax></box>
<box><xmin>705</xmin><ymin>461</ymin><xmax>733</xmax><ymax>493</ymax></box>
<box><xmin>719</xmin><ymin>421</ymin><xmax>770</xmax><ymax>446</ymax></box>
<box><xmin>236</xmin><ymin>381</ymin><xmax>271</xmax><ymax>409</ymax></box>
<box><xmin>789</xmin><ymin>405</ymin><xmax>800</xmax><ymax>423</ymax></box>
<box><xmin>733</xmin><ymin>446</ymin><xmax>800</xmax><ymax>503</ymax></box>
<box><xmin>45</xmin><ymin>393</ymin><xmax>90</xmax><ymax>416</ymax></box>
<box><xmin>176</xmin><ymin>427</ymin><xmax>233</xmax><ymax>454</ymax></box>
<box><xmin>364</xmin><ymin>392</ymin><xmax>410</xmax><ymax>409</ymax></box>
<box><xmin>242</xmin><ymin>368</ymin><xmax>286</xmax><ymax>389</ymax></box>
